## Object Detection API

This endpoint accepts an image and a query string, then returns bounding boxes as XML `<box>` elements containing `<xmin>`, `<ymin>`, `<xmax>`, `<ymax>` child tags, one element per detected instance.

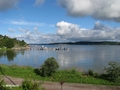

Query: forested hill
<box><xmin>51</xmin><ymin>41</ymin><xmax>120</xmax><ymax>45</ymax></box>
<box><xmin>0</xmin><ymin>34</ymin><xmax>27</xmax><ymax>48</ymax></box>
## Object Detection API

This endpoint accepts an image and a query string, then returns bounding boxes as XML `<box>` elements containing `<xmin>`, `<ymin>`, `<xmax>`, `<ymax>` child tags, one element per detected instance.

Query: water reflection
<box><xmin>0</xmin><ymin>50</ymin><xmax>25</xmax><ymax>62</ymax></box>
<box><xmin>0</xmin><ymin>45</ymin><xmax>120</xmax><ymax>73</ymax></box>
<box><xmin>56</xmin><ymin>45</ymin><xmax>120</xmax><ymax>73</ymax></box>
<box><xmin>0</xmin><ymin>51</ymin><xmax>6</xmax><ymax>58</ymax></box>
<box><xmin>6</xmin><ymin>50</ymin><xmax>17</xmax><ymax>61</ymax></box>
<box><xmin>57</xmin><ymin>49</ymin><xmax>94</xmax><ymax>72</ymax></box>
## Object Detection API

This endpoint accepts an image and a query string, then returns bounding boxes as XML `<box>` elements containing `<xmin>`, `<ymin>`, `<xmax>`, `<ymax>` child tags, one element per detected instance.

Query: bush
<box><xmin>0</xmin><ymin>79</ymin><xmax>10</xmax><ymax>90</ymax></box>
<box><xmin>88</xmin><ymin>69</ymin><xmax>94</xmax><ymax>76</ymax></box>
<box><xmin>39</xmin><ymin>57</ymin><xmax>59</xmax><ymax>77</ymax></box>
<box><xmin>21</xmin><ymin>80</ymin><xmax>44</xmax><ymax>90</ymax></box>
<box><xmin>104</xmin><ymin>61</ymin><xmax>120</xmax><ymax>82</ymax></box>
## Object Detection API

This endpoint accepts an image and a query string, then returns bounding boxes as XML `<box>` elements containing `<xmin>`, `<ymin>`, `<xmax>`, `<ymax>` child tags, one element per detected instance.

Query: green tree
<box><xmin>0</xmin><ymin>35</ymin><xmax>28</xmax><ymax>48</ymax></box>
<box><xmin>20</xmin><ymin>40</ymin><xmax>26</xmax><ymax>46</ymax></box>
<box><xmin>39</xmin><ymin>57</ymin><xmax>59</xmax><ymax>77</ymax></box>
<box><xmin>104</xmin><ymin>61</ymin><xmax>120</xmax><ymax>82</ymax></box>
<box><xmin>4</xmin><ymin>38</ymin><xmax>14</xmax><ymax>48</ymax></box>
<box><xmin>0</xmin><ymin>40</ymin><xmax>4</xmax><ymax>48</ymax></box>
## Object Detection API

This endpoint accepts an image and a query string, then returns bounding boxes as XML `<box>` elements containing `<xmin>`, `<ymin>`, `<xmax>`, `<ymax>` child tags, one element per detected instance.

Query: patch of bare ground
<box><xmin>1</xmin><ymin>76</ymin><xmax>120</xmax><ymax>90</ymax></box>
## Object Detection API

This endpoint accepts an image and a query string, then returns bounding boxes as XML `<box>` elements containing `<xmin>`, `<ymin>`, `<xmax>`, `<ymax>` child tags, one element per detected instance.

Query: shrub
<box><xmin>0</xmin><ymin>79</ymin><xmax>10</xmax><ymax>90</ymax></box>
<box><xmin>104</xmin><ymin>61</ymin><xmax>120</xmax><ymax>82</ymax></box>
<box><xmin>88</xmin><ymin>69</ymin><xmax>94</xmax><ymax>76</ymax></box>
<box><xmin>39</xmin><ymin>57</ymin><xmax>59</xmax><ymax>77</ymax></box>
<box><xmin>21</xmin><ymin>80</ymin><xmax>44</xmax><ymax>90</ymax></box>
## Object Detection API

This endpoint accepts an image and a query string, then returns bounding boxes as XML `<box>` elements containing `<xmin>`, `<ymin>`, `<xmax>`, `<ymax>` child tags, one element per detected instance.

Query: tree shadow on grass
<box><xmin>0</xmin><ymin>66</ymin><xmax>16</xmax><ymax>85</ymax></box>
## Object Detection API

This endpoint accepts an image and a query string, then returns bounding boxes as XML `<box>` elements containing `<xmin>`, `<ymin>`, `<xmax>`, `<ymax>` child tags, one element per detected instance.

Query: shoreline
<box><xmin>0</xmin><ymin>45</ymin><xmax>30</xmax><ymax>51</ymax></box>
<box><xmin>0</xmin><ymin>64</ymin><xmax>120</xmax><ymax>86</ymax></box>
<box><xmin>12</xmin><ymin>46</ymin><xmax>30</xmax><ymax>50</ymax></box>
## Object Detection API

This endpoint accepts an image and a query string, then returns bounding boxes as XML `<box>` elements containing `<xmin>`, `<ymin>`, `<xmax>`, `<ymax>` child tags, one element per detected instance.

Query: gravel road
<box><xmin>1</xmin><ymin>76</ymin><xmax>120</xmax><ymax>90</ymax></box>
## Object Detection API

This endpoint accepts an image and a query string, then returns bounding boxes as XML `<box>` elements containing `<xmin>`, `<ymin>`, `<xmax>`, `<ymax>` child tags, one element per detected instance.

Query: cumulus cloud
<box><xmin>0</xmin><ymin>0</ymin><xmax>19</xmax><ymax>11</ymax></box>
<box><xmin>15</xmin><ymin>27</ymin><xmax>60</xmax><ymax>44</ymax></box>
<box><xmin>93</xmin><ymin>21</ymin><xmax>113</xmax><ymax>30</ymax></box>
<box><xmin>56</xmin><ymin>21</ymin><xmax>120</xmax><ymax>42</ymax></box>
<box><xmin>56</xmin><ymin>21</ymin><xmax>85</xmax><ymax>41</ymax></box>
<box><xmin>34</xmin><ymin>0</ymin><xmax>45</xmax><ymax>6</ymax></box>
<box><xmin>12</xmin><ymin>21</ymin><xmax>120</xmax><ymax>43</ymax></box>
<box><xmin>56</xmin><ymin>21</ymin><xmax>81</xmax><ymax>35</ymax></box>
<box><xmin>58</xmin><ymin>0</ymin><xmax>120</xmax><ymax>22</ymax></box>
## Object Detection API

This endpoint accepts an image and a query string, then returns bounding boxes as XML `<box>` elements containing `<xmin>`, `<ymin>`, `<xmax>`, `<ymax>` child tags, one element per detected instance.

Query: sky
<box><xmin>0</xmin><ymin>0</ymin><xmax>120</xmax><ymax>43</ymax></box>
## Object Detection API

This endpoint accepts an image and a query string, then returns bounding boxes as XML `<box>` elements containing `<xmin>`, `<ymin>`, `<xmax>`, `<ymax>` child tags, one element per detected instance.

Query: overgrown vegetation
<box><xmin>0</xmin><ymin>34</ymin><xmax>27</xmax><ymax>49</ymax></box>
<box><xmin>104</xmin><ymin>61</ymin><xmax>120</xmax><ymax>82</ymax></box>
<box><xmin>0</xmin><ymin>58</ymin><xmax>120</xmax><ymax>87</ymax></box>
<box><xmin>0</xmin><ymin>79</ymin><xmax>11</xmax><ymax>90</ymax></box>
<box><xmin>0</xmin><ymin>79</ymin><xmax>45</xmax><ymax>90</ymax></box>
<box><xmin>21</xmin><ymin>80</ymin><xmax>45</xmax><ymax>90</ymax></box>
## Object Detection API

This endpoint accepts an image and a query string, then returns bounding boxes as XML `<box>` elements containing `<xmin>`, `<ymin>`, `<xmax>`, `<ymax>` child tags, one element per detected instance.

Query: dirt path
<box><xmin>1</xmin><ymin>76</ymin><xmax>120</xmax><ymax>90</ymax></box>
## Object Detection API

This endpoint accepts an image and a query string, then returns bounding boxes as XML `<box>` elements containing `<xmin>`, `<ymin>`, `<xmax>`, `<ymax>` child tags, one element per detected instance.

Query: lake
<box><xmin>0</xmin><ymin>45</ymin><xmax>120</xmax><ymax>73</ymax></box>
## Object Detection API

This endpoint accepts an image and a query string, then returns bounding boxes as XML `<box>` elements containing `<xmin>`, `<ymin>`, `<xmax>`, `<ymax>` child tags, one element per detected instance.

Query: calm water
<box><xmin>0</xmin><ymin>45</ymin><xmax>120</xmax><ymax>73</ymax></box>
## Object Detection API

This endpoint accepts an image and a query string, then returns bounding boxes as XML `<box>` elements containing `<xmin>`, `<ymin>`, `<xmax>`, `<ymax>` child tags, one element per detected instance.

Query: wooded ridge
<box><xmin>0</xmin><ymin>34</ymin><xmax>27</xmax><ymax>48</ymax></box>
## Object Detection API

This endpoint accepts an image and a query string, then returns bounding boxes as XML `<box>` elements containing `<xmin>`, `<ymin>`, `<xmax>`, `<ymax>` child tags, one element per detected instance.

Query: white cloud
<box><xmin>58</xmin><ymin>0</ymin><xmax>120</xmax><ymax>22</ymax></box>
<box><xmin>56</xmin><ymin>21</ymin><xmax>120</xmax><ymax>42</ymax></box>
<box><xmin>18</xmin><ymin>27</ymin><xmax>29</xmax><ymax>33</ymax></box>
<box><xmin>8</xmin><ymin>28</ymin><xmax>15</xmax><ymax>33</ymax></box>
<box><xmin>56</xmin><ymin>21</ymin><xmax>81</xmax><ymax>35</ymax></box>
<box><xmin>0</xmin><ymin>0</ymin><xmax>19</xmax><ymax>11</ymax></box>
<box><xmin>11</xmin><ymin>21</ymin><xmax>120</xmax><ymax>44</ymax></box>
<box><xmin>15</xmin><ymin>27</ymin><xmax>60</xmax><ymax>44</ymax></box>
<box><xmin>34</xmin><ymin>0</ymin><xmax>45</xmax><ymax>6</ymax></box>
<box><xmin>56</xmin><ymin>21</ymin><xmax>89</xmax><ymax>41</ymax></box>
<box><xmin>33</xmin><ymin>27</ymin><xmax>38</xmax><ymax>31</ymax></box>
<box><xmin>10</xmin><ymin>20</ymin><xmax>45</xmax><ymax>26</ymax></box>
<box><xmin>93</xmin><ymin>21</ymin><xmax>113</xmax><ymax>30</ymax></box>
<box><xmin>2</xmin><ymin>20</ymin><xmax>54</xmax><ymax>28</ymax></box>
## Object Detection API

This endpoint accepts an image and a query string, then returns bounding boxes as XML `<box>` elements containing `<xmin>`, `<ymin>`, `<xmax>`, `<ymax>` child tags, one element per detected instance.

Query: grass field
<box><xmin>0</xmin><ymin>64</ymin><xmax>119</xmax><ymax>86</ymax></box>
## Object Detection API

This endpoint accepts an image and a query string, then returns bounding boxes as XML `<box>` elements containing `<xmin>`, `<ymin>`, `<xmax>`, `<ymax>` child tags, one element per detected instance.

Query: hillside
<box><xmin>0</xmin><ymin>34</ymin><xmax>28</xmax><ymax>48</ymax></box>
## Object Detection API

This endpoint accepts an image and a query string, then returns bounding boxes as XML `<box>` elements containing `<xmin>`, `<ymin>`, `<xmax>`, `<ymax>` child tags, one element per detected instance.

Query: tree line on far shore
<box><xmin>51</xmin><ymin>41</ymin><xmax>120</xmax><ymax>45</ymax></box>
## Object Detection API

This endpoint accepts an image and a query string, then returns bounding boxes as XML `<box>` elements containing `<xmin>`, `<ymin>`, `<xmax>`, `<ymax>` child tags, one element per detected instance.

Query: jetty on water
<box><xmin>30</xmin><ymin>45</ymin><xmax>69</xmax><ymax>51</ymax></box>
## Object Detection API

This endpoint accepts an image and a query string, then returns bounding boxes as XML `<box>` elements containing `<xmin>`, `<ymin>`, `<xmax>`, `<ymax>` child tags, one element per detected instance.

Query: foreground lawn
<box><xmin>0</xmin><ymin>64</ymin><xmax>119</xmax><ymax>86</ymax></box>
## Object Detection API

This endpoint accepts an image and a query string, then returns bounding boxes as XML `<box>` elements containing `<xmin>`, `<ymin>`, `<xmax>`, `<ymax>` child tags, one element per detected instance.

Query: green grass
<box><xmin>0</xmin><ymin>64</ymin><xmax>41</xmax><ymax>80</ymax></box>
<box><xmin>52</xmin><ymin>69</ymin><xmax>118</xmax><ymax>86</ymax></box>
<box><xmin>0</xmin><ymin>64</ymin><xmax>120</xmax><ymax>86</ymax></box>
<box><xmin>0</xmin><ymin>48</ymin><xmax>11</xmax><ymax>50</ymax></box>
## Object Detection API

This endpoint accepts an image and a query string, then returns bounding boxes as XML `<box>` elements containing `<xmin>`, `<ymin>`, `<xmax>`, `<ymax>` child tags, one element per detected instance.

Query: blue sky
<box><xmin>0</xmin><ymin>0</ymin><xmax>120</xmax><ymax>43</ymax></box>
